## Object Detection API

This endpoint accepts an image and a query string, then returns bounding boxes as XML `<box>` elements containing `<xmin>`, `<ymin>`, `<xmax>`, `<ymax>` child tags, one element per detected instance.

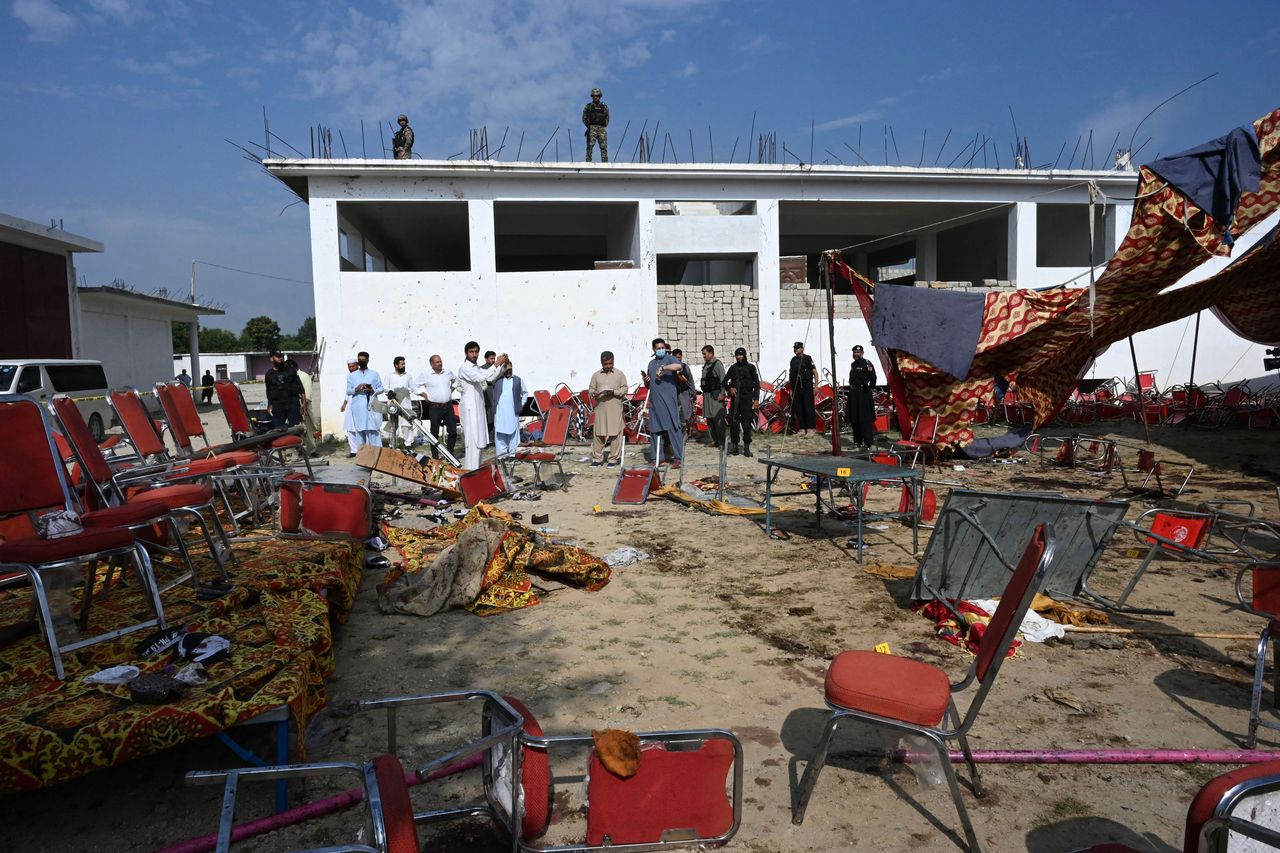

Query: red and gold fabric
<box><xmin>0</xmin><ymin>537</ymin><xmax>360</xmax><ymax>795</ymax></box>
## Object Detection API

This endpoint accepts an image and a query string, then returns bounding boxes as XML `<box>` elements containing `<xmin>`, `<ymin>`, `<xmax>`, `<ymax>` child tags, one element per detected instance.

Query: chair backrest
<box><xmin>1224</xmin><ymin>386</ymin><xmax>1246</xmax><ymax>407</ymax></box>
<box><xmin>49</xmin><ymin>395</ymin><xmax>116</xmax><ymax>489</ymax></box>
<box><xmin>154</xmin><ymin>383</ymin><xmax>195</xmax><ymax>454</ymax></box>
<box><xmin>1146</xmin><ymin>512</ymin><xmax>1212</xmax><ymax>551</ymax></box>
<box><xmin>1247</xmin><ymin>563</ymin><xmax>1280</xmax><ymax>616</ymax></box>
<box><xmin>279</xmin><ymin>475</ymin><xmax>371</xmax><ymax>539</ymax></box>
<box><xmin>870</xmin><ymin>452</ymin><xmax>899</xmax><ymax>467</ymax></box>
<box><xmin>910</xmin><ymin>410</ymin><xmax>938</xmax><ymax>443</ymax></box>
<box><xmin>110</xmin><ymin>388</ymin><xmax>168</xmax><ymax>458</ymax></box>
<box><xmin>1137</xmin><ymin>371</ymin><xmax>1157</xmax><ymax>392</ymax></box>
<box><xmin>0</xmin><ymin>395</ymin><xmax>75</xmax><ymax>518</ymax></box>
<box><xmin>554</xmin><ymin>386</ymin><xmax>573</xmax><ymax>405</ymax></box>
<box><xmin>215</xmin><ymin>380</ymin><xmax>254</xmax><ymax>436</ymax></box>
<box><xmin>975</xmin><ymin>522</ymin><xmax>1055</xmax><ymax>685</ymax></box>
<box><xmin>1184</xmin><ymin>759</ymin><xmax>1280</xmax><ymax>852</ymax></box>
<box><xmin>542</xmin><ymin>405</ymin><xmax>571</xmax><ymax>447</ymax></box>
<box><xmin>532</xmin><ymin>389</ymin><xmax>554</xmax><ymax>414</ymax></box>
<box><xmin>160</xmin><ymin>381</ymin><xmax>207</xmax><ymax>442</ymax></box>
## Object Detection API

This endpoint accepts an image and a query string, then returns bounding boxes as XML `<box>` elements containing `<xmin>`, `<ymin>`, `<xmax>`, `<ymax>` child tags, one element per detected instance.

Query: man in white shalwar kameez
<box><xmin>340</xmin><ymin>357</ymin><xmax>360</xmax><ymax>456</ymax></box>
<box><xmin>457</xmin><ymin>341</ymin><xmax>506</xmax><ymax>469</ymax></box>
<box><xmin>345</xmin><ymin>351</ymin><xmax>385</xmax><ymax>450</ymax></box>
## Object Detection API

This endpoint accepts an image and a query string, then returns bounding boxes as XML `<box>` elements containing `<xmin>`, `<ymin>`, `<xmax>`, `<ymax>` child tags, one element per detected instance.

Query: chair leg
<box><xmin>792</xmin><ymin>713</ymin><xmax>841</xmax><ymax>825</ymax></box>
<box><xmin>131</xmin><ymin>544</ymin><xmax>167</xmax><ymax>630</ymax></box>
<box><xmin>1250</xmin><ymin>620</ymin><xmax>1274</xmax><ymax>749</ymax></box>
<box><xmin>931</xmin><ymin>731</ymin><xmax>981</xmax><ymax>853</ymax></box>
<box><xmin>949</xmin><ymin>701</ymin><xmax>983</xmax><ymax>796</ymax></box>
<box><xmin>27</xmin><ymin>569</ymin><xmax>68</xmax><ymax>680</ymax></box>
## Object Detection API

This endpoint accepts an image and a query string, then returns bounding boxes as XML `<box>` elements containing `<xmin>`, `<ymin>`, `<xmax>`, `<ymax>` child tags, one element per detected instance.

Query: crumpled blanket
<box><xmin>377</xmin><ymin>504</ymin><xmax>611</xmax><ymax>617</ymax></box>
<box><xmin>914</xmin><ymin>599</ymin><xmax>1022</xmax><ymax>658</ymax></box>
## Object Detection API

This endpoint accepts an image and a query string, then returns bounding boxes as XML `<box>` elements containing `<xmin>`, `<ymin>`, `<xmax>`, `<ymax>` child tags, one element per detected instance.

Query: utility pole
<box><xmin>188</xmin><ymin>260</ymin><xmax>201</xmax><ymax>398</ymax></box>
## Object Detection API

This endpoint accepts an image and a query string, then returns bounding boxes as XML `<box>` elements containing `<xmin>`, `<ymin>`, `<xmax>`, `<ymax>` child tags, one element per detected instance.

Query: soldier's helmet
<box><xmin>591</xmin><ymin>88</ymin><xmax>603</xmax><ymax>97</ymax></box>
<box><xmin>397</xmin><ymin>114</ymin><xmax>408</xmax><ymax>123</ymax></box>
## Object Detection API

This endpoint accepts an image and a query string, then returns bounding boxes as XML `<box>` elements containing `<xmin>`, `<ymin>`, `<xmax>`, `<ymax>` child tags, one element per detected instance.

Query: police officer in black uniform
<box><xmin>724</xmin><ymin>347</ymin><xmax>760</xmax><ymax>457</ymax></box>
<box><xmin>846</xmin><ymin>344</ymin><xmax>878</xmax><ymax>448</ymax></box>
<box><xmin>265</xmin><ymin>349</ymin><xmax>304</xmax><ymax>429</ymax></box>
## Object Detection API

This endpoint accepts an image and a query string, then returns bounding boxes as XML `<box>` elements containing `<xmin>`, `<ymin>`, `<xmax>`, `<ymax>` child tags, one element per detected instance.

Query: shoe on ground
<box><xmin>606</xmin><ymin>461</ymin><xmax>619</xmax><ymax>467</ymax></box>
<box><xmin>590</xmin><ymin>461</ymin><xmax>603</xmax><ymax>467</ymax></box>
<box><xmin>347</xmin><ymin>452</ymin><xmax>356</xmax><ymax>458</ymax></box>
<box><xmin>729</xmin><ymin>444</ymin><xmax>740</xmax><ymax>456</ymax></box>
<box><xmin>669</xmin><ymin>460</ymin><xmax>681</xmax><ymax>469</ymax></box>
<box><xmin>744</xmin><ymin>447</ymin><xmax>753</xmax><ymax>457</ymax></box>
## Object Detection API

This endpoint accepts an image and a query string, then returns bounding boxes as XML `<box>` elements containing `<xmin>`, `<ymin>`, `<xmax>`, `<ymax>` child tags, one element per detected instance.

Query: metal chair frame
<box><xmin>794</xmin><ymin>524</ymin><xmax>1056</xmax><ymax>853</ymax></box>
<box><xmin>514</xmin><ymin>406</ymin><xmax>570</xmax><ymax>488</ymax></box>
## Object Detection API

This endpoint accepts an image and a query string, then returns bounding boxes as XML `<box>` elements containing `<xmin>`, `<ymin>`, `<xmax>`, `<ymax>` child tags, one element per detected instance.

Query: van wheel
<box><xmin>88</xmin><ymin>413</ymin><xmax>105</xmax><ymax>442</ymax></box>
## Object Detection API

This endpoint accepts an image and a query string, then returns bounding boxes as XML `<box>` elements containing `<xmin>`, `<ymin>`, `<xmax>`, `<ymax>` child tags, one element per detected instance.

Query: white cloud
<box><xmin>85</xmin><ymin>0</ymin><xmax>140</xmax><ymax>21</ymax></box>
<box><xmin>11</xmin><ymin>0</ymin><xmax>75</xmax><ymax>41</ymax></box>
<box><xmin>166</xmin><ymin>47</ymin><xmax>213</xmax><ymax>68</ymax></box>
<box><xmin>286</xmin><ymin>0</ymin><xmax>713</xmax><ymax>126</ymax></box>
<box><xmin>660</xmin><ymin>28</ymin><xmax>675</xmax><ymax>42</ymax></box>
<box><xmin>919</xmin><ymin>63</ymin><xmax>966</xmax><ymax>83</ymax></box>
<box><xmin>814</xmin><ymin>111</ymin><xmax>881</xmax><ymax>133</ymax></box>
<box><xmin>679</xmin><ymin>60</ymin><xmax>697</xmax><ymax>77</ymax></box>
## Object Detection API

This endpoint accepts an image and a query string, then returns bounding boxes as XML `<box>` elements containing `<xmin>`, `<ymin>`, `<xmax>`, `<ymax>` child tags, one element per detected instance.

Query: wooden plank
<box><xmin>354</xmin><ymin>445</ymin><xmax>462</xmax><ymax>498</ymax></box>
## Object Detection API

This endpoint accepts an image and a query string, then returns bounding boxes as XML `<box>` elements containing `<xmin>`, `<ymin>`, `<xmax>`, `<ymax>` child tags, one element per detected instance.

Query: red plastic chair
<box><xmin>213</xmin><ymin>380</ymin><xmax>312</xmax><ymax>475</ymax></box>
<box><xmin>515</xmin><ymin>405</ymin><xmax>570</xmax><ymax>488</ymax></box>
<box><xmin>793</xmin><ymin>523</ymin><xmax>1056</xmax><ymax>852</ymax></box>
<box><xmin>0</xmin><ymin>395</ymin><xmax>167</xmax><ymax>679</ymax></box>
<box><xmin>50</xmin><ymin>394</ymin><xmax>235</xmax><ymax>581</ymax></box>
<box><xmin>532</xmin><ymin>389</ymin><xmax>554</xmax><ymax>416</ymax></box>
<box><xmin>892</xmin><ymin>408</ymin><xmax>940</xmax><ymax>468</ymax></box>
<box><xmin>1088</xmin><ymin>509</ymin><xmax>1215</xmax><ymax>614</ymax></box>
<box><xmin>277</xmin><ymin>473</ymin><xmax>372</xmax><ymax>540</ymax></box>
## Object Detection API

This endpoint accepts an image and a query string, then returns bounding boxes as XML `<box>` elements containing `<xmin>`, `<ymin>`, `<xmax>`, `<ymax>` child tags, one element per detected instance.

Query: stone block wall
<box><xmin>915</xmin><ymin>279</ymin><xmax>1017</xmax><ymax>292</ymax></box>
<box><xmin>657</xmin><ymin>284</ymin><xmax>759</xmax><ymax>362</ymax></box>
<box><xmin>779</xmin><ymin>288</ymin><xmax>863</xmax><ymax>320</ymax></box>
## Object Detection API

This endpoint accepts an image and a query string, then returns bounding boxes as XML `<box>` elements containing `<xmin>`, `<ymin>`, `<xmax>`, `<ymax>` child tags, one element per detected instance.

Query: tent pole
<box><xmin>1188</xmin><ymin>311</ymin><xmax>1201</xmax><ymax>387</ymax></box>
<box><xmin>1128</xmin><ymin>336</ymin><xmax>1152</xmax><ymax>445</ymax></box>
<box><xmin>823</xmin><ymin>259</ymin><xmax>841</xmax><ymax>455</ymax></box>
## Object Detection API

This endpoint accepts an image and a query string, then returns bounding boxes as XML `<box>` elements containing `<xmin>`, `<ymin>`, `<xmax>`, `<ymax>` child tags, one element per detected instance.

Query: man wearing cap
<box><xmin>393</xmin><ymin>114</ymin><xmax>414</xmax><ymax>159</ymax></box>
<box><xmin>788</xmin><ymin>342</ymin><xmax>818</xmax><ymax>435</ymax></box>
<box><xmin>265</xmin><ymin>349</ymin><xmax>304</xmax><ymax>429</ymax></box>
<box><xmin>847</xmin><ymin>344</ymin><xmax>878</xmax><ymax>449</ymax></box>
<box><xmin>589</xmin><ymin>351</ymin><xmax>627</xmax><ymax>466</ymax></box>
<box><xmin>346</xmin><ymin>351</ymin><xmax>385</xmax><ymax>451</ymax></box>
<box><xmin>724</xmin><ymin>347</ymin><xmax>760</xmax><ymax>457</ymax></box>
<box><xmin>583</xmin><ymin>87</ymin><xmax>609</xmax><ymax>162</ymax></box>
<box><xmin>340</xmin><ymin>357</ymin><xmax>360</xmax><ymax>455</ymax></box>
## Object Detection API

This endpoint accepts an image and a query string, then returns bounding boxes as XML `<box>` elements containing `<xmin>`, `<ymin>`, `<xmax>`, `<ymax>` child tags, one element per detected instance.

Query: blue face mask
<box><xmin>655</xmin><ymin>348</ymin><xmax>667</xmax><ymax>358</ymax></box>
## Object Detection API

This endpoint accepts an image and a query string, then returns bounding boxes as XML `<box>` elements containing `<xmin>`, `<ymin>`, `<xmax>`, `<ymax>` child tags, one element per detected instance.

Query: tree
<box><xmin>294</xmin><ymin>316</ymin><xmax>316</xmax><ymax>349</ymax></box>
<box><xmin>199</xmin><ymin>326</ymin><xmax>240</xmax><ymax>352</ymax></box>
<box><xmin>173</xmin><ymin>322</ymin><xmax>190</xmax><ymax>354</ymax></box>
<box><xmin>241</xmin><ymin>316</ymin><xmax>282</xmax><ymax>352</ymax></box>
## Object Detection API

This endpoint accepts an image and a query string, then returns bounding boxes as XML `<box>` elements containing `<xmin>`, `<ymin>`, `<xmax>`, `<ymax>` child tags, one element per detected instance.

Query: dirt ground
<box><xmin>8</xmin><ymin>395</ymin><xmax>1280</xmax><ymax>852</ymax></box>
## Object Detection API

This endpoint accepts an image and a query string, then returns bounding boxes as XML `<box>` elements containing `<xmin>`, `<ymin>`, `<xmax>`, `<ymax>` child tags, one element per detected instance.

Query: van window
<box><xmin>46</xmin><ymin>364</ymin><xmax>108</xmax><ymax>393</ymax></box>
<box><xmin>16</xmin><ymin>366</ymin><xmax>42</xmax><ymax>394</ymax></box>
<box><xmin>0</xmin><ymin>365</ymin><xmax>15</xmax><ymax>392</ymax></box>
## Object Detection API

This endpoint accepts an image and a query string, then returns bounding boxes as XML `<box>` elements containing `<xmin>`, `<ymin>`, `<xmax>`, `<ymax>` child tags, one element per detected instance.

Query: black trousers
<box><xmin>728</xmin><ymin>401</ymin><xmax>754</xmax><ymax>446</ymax></box>
<box><xmin>791</xmin><ymin>388</ymin><xmax>816</xmax><ymax>430</ymax></box>
<box><xmin>846</xmin><ymin>388</ymin><xmax>876</xmax><ymax>446</ymax></box>
<box><xmin>200</xmin><ymin>386</ymin><xmax>214</xmax><ymax>404</ymax></box>
<box><xmin>270</xmin><ymin>398</ymin><xmax>300</xmax><ymax>429</ymax></box>
<box><xmin>706</xmin><ymin>409</ymin><xmax>726</xmax><ymax>447</ymax></box>
<box><xmin>427</xmin><ymin>401</ymin><xmax>458</xmax><ymax>455</ymax></box>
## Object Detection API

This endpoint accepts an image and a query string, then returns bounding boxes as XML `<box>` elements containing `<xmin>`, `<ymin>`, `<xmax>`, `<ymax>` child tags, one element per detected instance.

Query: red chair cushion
<box><xmin>371</xmin><ymin>753</ymin><xmax>420</xmax><ymax>853</ymax></box>
<box><xmin>0</xmin><ymin>527</ymin><xmax>135</xmax><ymax>564</ymax></box>
<box><xmin>824</xmin><ymin>650</ymin><xmax>950</xmax><ymax>726</ymax></box>
<box><xmin>1183</xmin><ymin>759</ymin><xmax>1280</xmax><ymax>853</ymax></box>
<box><xmin>271</xmin><ymin>435</ymin><xmax>302</xmax><ymax>449</ymax></box>
<box><xmin>586</xmin><ymin>738</ymin><xmax>735</xmax><ymax>846</ymax></box>
<box><xmin>516</xmin><ymin>451</ymin><xmax>557</xmax><ymax>462</ymax></box>
<box><xmin>501</xmin><ymin>696</ymin><xmax>551</xmax><ymax>840</ymax></box>
<box><xmin>125</xmin><ymin>483</ymin><xmax>215</xmax><ymax>509</ymax></box>
<box><xmin>172</xmin><ymin>457</ymin><xmax>237</xmax><ymax>476</ymax></box>
<box><xmin>82</xmin><ymin>501</ymin><xmax>171</xmax><ymax>528</ymax></box>
<box><xmin>208</xmin><ymin>450</ymin><xmax>260</xmax><ymax>467</ymax></box>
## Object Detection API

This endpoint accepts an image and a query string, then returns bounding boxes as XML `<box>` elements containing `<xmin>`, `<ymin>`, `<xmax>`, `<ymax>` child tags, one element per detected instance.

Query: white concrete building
<box><xmin>266</xmin><ymin>159</ymin><xmax>1274</xmax><ymax>434</ymax></box>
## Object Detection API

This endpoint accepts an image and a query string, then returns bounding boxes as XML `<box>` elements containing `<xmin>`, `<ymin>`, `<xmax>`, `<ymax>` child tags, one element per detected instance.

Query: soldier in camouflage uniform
<box><xmin>583</xmin><ymin>87</ymin><xmax>609</xmax><ymax>162</ymax></box>
<box><xmin>393</xmin><ymin>114</ymin><xmax>414</xmax><ymax>160</ymax></box>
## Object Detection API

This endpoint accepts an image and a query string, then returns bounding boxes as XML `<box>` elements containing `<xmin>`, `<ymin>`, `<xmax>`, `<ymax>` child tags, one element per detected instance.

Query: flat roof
<box><xmin>0</xmin><ymin>212</ymin><xmax>103</xmax><ymax>254</ymax></box>
<box><xmin>265</xmin><ymin>157</ymin><xmax>1139</xmax><ymax>201</ymax></box>
<box><xmin>78</xmin><ymin>286</ymin><xmax>225</xmax><ymax>317</ymax></box>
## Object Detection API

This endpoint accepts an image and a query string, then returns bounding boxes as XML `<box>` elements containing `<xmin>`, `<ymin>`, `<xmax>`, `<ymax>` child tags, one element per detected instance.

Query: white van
<box><xmin>0</xmin><ymin>359</ymin><xmax>115</xmax><ymax>440</ymax></box>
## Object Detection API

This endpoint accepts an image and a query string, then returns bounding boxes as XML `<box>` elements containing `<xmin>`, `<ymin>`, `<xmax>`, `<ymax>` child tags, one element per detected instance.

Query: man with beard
<box><xmin>384</xmin><ymin>355</ymin><xmax>415</xmax><ymax>448</ymax></box>
<box><xmin>345</xmin><ymin>351</ymin><xmax>384</xmax><ymax>451</ymax></box>
<box><xmin>724</xmin><ymin>347</ymin><xmax>760</xmax><ymax>457</ymax></box>
<box><xmin>458</xmin><ymin>342</ymin><xmax>506</xmax><ymax>469</ymax></box>
<box><xmin>700</xmin><ymin>345</ymin><xmax>727</xmax><ymax>450</ymax></box>
<box><xmin>588</xmin><ymin>350</ymin><xmax>628</xmax><ymax>466</ymax></box>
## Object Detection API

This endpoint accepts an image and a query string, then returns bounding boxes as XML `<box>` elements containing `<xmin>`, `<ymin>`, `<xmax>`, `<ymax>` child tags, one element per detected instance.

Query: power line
<box><xmin>195</xmin><ymin>259</ymin><xmax>311</xmax><ymax>285</ymax></box>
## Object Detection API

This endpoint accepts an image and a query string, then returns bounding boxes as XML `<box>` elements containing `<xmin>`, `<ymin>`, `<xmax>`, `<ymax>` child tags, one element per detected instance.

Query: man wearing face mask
<box><xmin>644</xmin><ymin>338</ymin><xmax>685</xmax><ymax>467</ymax></box>
<box><xmin>345</xmin><ymin>351</ymin><xmax>384</xmax><ymax>451</ymax></box>
<box><xmin>265</xmin><ymin>349</ymin><xmax>304</xmax><ymax>430</ymax></box>
<box><xmin>724</xmin><ymin>347</ymin><xmax>760</xmax><ymax>457</ymax></box>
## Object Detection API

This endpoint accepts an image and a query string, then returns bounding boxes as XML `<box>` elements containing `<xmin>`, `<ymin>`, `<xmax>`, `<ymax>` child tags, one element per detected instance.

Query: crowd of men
<box><xmin>331</xmin><ymin>338</ymin><xmax>881</xmax><ymax>471</ymax></box>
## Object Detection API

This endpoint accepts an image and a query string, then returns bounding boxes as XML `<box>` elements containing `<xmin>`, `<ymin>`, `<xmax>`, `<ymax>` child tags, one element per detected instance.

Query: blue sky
<box><xmin>2</xmin><ymin>0</ymin><xmax>1276</xmax><ymax>336</ymax></box>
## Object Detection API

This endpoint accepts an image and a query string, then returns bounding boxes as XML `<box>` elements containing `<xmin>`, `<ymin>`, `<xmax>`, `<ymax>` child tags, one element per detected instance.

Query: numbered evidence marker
<box><xmin>837</xmin><ymin>467</ymin><xmax>851</xmax><ymax>477</ymax></box>
<box><xmin>874</xmin><ymin>642</ymin><xmax>892</xmax><ymax>655</ymax></box>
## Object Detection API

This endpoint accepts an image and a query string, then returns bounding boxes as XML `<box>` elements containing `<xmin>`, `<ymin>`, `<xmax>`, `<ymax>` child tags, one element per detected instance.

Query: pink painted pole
<box><xmin>155</xmin><ymin>754</ymin><xmax>483</xmax><ymax>853</ymax></box>
<box><xmin>894</xmin><ymin>749</ymin><xmax>1280</xmax><ymax>765</ymax></box>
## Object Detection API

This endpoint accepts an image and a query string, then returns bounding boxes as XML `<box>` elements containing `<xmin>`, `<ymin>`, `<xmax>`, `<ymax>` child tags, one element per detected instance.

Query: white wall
<box><xmin>78</xmin><ymin>298</ymin><xmax>174</xmax><ymax>391</ymax></box>
<box><xmin>172</xmin><ymin>353</ymin><xmax>251</xmax><ymax>381</ymax></box>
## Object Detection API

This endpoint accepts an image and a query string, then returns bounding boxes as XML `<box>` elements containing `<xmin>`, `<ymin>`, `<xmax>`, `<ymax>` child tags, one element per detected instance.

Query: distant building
<box><xmin>266</xmin><ymin>157</ymin><xmax>1267</xmax><ymax>433</ymax></box>
<box><xmin>0</xmin><ymin>212</ymin><xmax>223</xmax><ymax>391</ymax></box>
<box><xmin>173</xmin><ymin>351</ymin><xmax>317</xmax><ymax>382</ymax></box>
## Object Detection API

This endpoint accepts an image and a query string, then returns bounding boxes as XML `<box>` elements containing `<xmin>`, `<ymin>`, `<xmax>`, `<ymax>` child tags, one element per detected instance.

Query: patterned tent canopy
<box><xmin>830</xmin><ymin>108</ymin><xmax>1280</xmax><ymax>445</ymax></box>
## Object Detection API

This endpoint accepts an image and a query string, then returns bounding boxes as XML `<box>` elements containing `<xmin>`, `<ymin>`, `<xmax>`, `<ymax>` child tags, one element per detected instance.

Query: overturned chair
<box><xmin>187</xmin><ymin>689</ymin><xmax>743</xmax><ymax>852</ymax></box>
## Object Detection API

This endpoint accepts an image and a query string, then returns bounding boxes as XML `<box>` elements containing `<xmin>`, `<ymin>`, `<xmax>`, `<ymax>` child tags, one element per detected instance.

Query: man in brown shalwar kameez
<box><xmin>589</xmin><ymin>350</ymin><xmax>628</xmax><ymax>466</ymax></box>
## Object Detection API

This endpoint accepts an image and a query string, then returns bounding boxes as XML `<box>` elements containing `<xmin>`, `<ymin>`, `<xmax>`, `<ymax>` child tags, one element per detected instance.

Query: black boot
<box><xmin>743</xmin><ymin>444</ymin><xmax>753</xmax><ymax>458</ymax></box>
<box><xmin>729</xmin><ymin>443</ymin><xmax>740</xmax><ymax>456</ymax></box>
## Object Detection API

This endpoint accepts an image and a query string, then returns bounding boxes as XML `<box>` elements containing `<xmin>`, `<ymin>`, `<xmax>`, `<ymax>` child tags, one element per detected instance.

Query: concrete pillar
<box><xmin>756</xmin><ymin>199</ymin><xmax>782</xmax><ymax>371</ymax></box>
<box><xmin>310</xmin><ymin>194</ymin><xmax>341</xmax><ymax>434</ymax></box>
<box><xmin>916</xmin><ymin>230</ymin><xmax>938</xmax><ymax>282</ymax></box>
<box><xmin>1008</xmin><ymin>201</ymin><xmax>1037</xmax><ymax>289</ymax></box>
<box><xmin>188</xmin><ymin>319</ymin><xmax>200</xmax><ymax>399</ymax></box>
